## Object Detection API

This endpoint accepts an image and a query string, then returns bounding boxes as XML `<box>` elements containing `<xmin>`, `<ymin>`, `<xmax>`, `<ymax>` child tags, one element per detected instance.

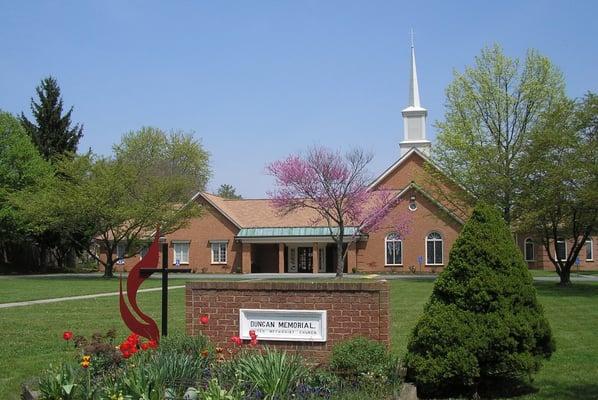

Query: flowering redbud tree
<box><xmin>267</xmin><ymin>147</ymin><xmax>411</xmax><ymax>277</ymax></box>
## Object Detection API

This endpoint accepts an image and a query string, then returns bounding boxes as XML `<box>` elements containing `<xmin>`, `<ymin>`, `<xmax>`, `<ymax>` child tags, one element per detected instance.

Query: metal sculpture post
<box><xmin>140</xmin><ymin>242</ymin><xmax>190</xmax><ymax>337</ymax></box>
<box><xmin>119</xmin><ymin>230</ymin><xmax>190</xmax><ymax>342</ymax></box>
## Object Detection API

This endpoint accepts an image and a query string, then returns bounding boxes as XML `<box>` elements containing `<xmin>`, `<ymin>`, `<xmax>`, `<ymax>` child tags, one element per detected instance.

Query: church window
<box><xmin>116</xmin><ymin>243</ymin><xmax>126</xmax><ymax>265</ymax></box>
<box><xmin>556</xmin><ymin>238</ymin><xmax>567</xmax><ymax>261</ymax></box>
<box><xmin>586</xmin><ymin>239</ymin><xmax>593</xmax><ymax>261</ymax></box>
<box><xmin>385</xmin><ymin>233</ymin><xmax>402</xmax><ymax>265</ymax></box>
<box><xmin>211</xmin><ymin>241</ymin><xmax>227</xmax><ymax>264</ymax></box>
<box><xmin>524</xmin><ymin>238</ymin><xmax>535</xmax><ymax>261</ymax></box>
<box><xmin>173</xmin><ymin>241</ymin><xmax>190</xmax><ymax>265</ymax></box>
<box><xmin>408</xmin><ymin>195</ymin><xmax>417</xmax><ymax>211</ymax></box>
<box><xmin>426</xmin><ymin>232</ymin><xmax>443</xmax><ymax>265</ymax></box>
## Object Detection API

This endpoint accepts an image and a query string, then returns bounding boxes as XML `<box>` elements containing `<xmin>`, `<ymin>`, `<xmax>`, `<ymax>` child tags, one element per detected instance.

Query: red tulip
<box><xmin>250</xmin><ymin>337</ymin><xmax>259</xmax><ymax>347</ymax></box>
<box><xmin>122</xmin><ymin>351</ymin><xmax>131</xmax><ymax>359</ymax></box>
<box><xmin>230</xmin><ymin>336</ymin><xmax>242</xmax><ymax>346</ymax></box>
<box><xmin>63</xmin><ymin>331</ymin><xmax>73</xmax><ymax>341</ymax></box>
<box><xmin>140</xmin><ymin>342</ymin><xmax>150</xmax><ymax>351</ymax></box>
<box><xmin>249</xmin><ymin>330</ymin><xmax>256</xmax><ymax>339</ymax></box>
<box><xmin>199</xmin><ymin>315</ymin><xmax>209</xmax><ymax>325</ymax></box>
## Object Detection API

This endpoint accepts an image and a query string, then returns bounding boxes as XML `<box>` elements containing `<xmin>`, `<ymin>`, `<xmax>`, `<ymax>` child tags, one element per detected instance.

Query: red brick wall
<box><xmin>517</xmin><ymin>235</ymin><xmax>598</xmax><ymax>271</ymax></box>
<box><xmin>186</xmin><ymin>281</ymin><xmax>390</xmax><ymax>362</ymax></box>
<box><xmin>99</xmin><ymin>199</ymin><xmax>241</xmax><ymax>273</ymax></box>
<box><xmin>357</xmin><ymin>186</ymin><xmax>462</xmax><ymax>273</ymax></box>
<box><xmin>166</xmin><ymin>200</ymin><xmax>241</xmax><ymax>273</ymax></box>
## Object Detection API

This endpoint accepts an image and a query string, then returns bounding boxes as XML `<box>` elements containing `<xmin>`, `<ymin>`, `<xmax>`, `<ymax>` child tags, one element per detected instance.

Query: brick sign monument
<box><xmin>186</xmin><ymin>280</ymin><xmax>390</xmax><ymax>361</ymax></box>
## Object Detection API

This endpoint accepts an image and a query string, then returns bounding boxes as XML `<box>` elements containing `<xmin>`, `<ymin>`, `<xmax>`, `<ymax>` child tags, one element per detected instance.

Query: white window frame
<box><xmin>426</xmin><ymin>232</ymin><xmax>443</xmax><ymax>265</ymax></box>
<box><xmin>211</xmin><ymin>241</ymin><xmax>227</xmax><ymax>264</ymax></box>
<box><xmin>173</xmin><ymin>241</ymin><xmax>190</xmax><ymax>265</ymax></box>
<box><xmin>555</xmin><ymin>238</ymin><xmax>567</xmax><ymax>262</ymax></box>
<box><xmin>385</xmin><ymin>233</ymin><xmax>403</xmax><ymax>266</ymax></box>
<box><xmin>586</xmin><ymin>239</ymin><xmax>594</xmax><ymax>261</ymax></box>
<box><xmin>524</xmin><ymin>238</ymin><xmax>535</xmax><ymax>262</ymax></box>
<box><xmin>116</xmin><ymin>243</ymin><xmax>126</xmax><ymax>265</ymax></box>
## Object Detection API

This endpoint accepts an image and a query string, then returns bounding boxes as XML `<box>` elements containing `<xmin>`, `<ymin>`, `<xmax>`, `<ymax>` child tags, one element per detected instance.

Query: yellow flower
<box><xmin>81</xmin><ymin>355</ymin><xmax>91</xmax><ymax>368</ymax></box>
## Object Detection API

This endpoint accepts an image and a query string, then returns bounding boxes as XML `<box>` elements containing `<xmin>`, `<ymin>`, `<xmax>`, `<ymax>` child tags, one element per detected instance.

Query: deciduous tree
<box><xmin>267</xmin><ymin>147</ymin><xmax>410</xmax><ymax>277</ymax></box>
<box><xmin>518</xmin><ymin>93</ymin><xmax>597</xmax><ymax>285</ymax></box>
<box><xmin>22</xmin><ymin>127</ymin><xmax>211</xmax><ymax>277</ymax></box>
<box><xmin>0</xmin><ymin>111</ymin><xmax>52</xmax><ymax>268</ymax></box>
<box><xmin>431</xmin><ymin>45</ymin><xmax>565</xmax><ymax>226</ymax></box>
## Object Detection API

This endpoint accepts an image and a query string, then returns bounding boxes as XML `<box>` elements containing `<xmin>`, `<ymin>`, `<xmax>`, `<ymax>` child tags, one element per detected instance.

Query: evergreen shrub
<box><xmin>330</xmin><ymin>336</ymin><xmax>390</xmax><ymax>377</ymax></box>
<box><xmin>405</xmin><ymin>203</ymin><xmax>554</xmax><ymax>397</ymax></box>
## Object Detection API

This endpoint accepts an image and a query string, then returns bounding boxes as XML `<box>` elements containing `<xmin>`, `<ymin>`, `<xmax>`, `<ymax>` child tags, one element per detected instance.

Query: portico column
<box><xmin>278</xmin><ymin>243</ymin><xmax>285</xmax><ymax>273</ymax></box>
<box><xmin>312</xmin><ymin>243</ymin><xmax>319</xmax><ymax>274</ymax></box>
<box><xmin>241</xmin><ymin>243</ymin><xmax>252</xmax><ymax>274</ymax></box>
<box><xmin>348</xmin><ymin>242</ymin><xmax>357</xmax><ymax>273</ymax></box>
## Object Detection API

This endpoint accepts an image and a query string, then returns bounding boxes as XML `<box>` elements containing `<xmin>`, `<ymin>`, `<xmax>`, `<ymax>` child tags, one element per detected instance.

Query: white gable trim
<box><xmin>394</xmin><ymin>182</ymin><xmax>465</xmax><ymax>225</ymax></box>
<box><xmin>368</xmin><ymin>148</ymin><xmax>436</xmax><ymax>190</ymax></box>
<box><xmin>190</xmin><ymin>191</ymin><xmax>243</xmax><ymax>229</ymax></box>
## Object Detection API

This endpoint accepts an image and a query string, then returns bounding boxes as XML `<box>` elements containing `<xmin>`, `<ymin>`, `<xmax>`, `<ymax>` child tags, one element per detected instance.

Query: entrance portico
<box><xmin>237</xmin><ymin>227</ymin><xmax>358</xmax><ymax>274</ymax></box>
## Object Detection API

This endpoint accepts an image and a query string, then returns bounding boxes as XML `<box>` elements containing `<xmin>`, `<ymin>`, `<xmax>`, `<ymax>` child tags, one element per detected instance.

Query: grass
<box><xmin>0</xmin><ymin>288</ymin><xmax>186</xmax><ymax>399</ymax></box>
<box><xmin>528</xmin><ymin>269</ymin><xmax>598</xmax><ymax>277</ymax></box>
<box><xmin>0</xmin><ymin>276</ymin><xmax>186</xmax><ymax>303</ymax></box>
<box><xmin>1</xmin><ymin>278</ymin><xmax>597</xmax><ymax>399</ymax></box>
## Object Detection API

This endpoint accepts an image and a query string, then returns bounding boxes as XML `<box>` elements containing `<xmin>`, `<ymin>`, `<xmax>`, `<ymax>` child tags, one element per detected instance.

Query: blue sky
<box><xmin>1</xmin><ymin>1</ymin><xmax>597</xmax><ymax>198</ymax></box>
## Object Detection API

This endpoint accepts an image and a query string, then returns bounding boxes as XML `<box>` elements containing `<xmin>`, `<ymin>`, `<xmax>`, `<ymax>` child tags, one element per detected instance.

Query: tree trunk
<box><xmin>66</xmin><ymin>250</ymin><xmax>76</xmax><ymax>269</ymax></box>
<box><xmin>39</xmin><ymin>242</ymin><xmax>48</xmax><ymax>272</ymax></box>
<box><xmin>558</xmin><ymin>266</ymin><xmax>571</xmax><ymax>286</ymax></box>
<box><xmin>104</xmin><ymin>260</ymin><xmax>114</xmax><ymax>278</ymax></box>
<box><xmin>336</xmin><ymin>239</ymin><xmax>343</xmax><ymax>278</ymax></box>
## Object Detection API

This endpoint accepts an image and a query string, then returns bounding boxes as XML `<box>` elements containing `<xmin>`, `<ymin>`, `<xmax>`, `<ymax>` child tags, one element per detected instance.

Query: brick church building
<box><xmin>109</xmin><ymin>43</ymin><xmax>596</xmax><ymax>274</ymax></box>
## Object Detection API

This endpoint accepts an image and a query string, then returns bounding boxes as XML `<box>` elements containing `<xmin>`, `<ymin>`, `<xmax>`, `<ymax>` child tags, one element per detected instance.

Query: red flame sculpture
<box><xmin>119</xmin><ymin>229</ymin><xmax>161</xmax><ymax>343</ymax></box>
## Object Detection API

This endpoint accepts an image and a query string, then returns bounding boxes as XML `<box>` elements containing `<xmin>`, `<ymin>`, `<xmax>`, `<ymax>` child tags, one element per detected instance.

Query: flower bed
<box><xmin>28</xmin><ymin>322</ymin><xmax>401</xmax><ymax>400</ymax></box>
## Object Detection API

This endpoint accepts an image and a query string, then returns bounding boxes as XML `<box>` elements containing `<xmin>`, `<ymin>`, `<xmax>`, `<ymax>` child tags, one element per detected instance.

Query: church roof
<box><xmin>368</xmin><ymin>147</ymin><xmax>435</xmax><ymax>189</ymax></box>
<box><xmin>194</xmin><ymin>192</ymin><xmax>327</xmax><ymax>229</ymax></box>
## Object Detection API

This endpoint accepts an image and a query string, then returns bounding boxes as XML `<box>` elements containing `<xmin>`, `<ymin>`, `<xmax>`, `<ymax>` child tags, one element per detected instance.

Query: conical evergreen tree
<box><xmin>405</xmin><ymin>203</ymin><xmax>554</xmax><ymax>397</ymax></box>
<box><xmin>20</xmin><ymin>76</ymin><xmax>83</xmax><ymax>160</ymax></box>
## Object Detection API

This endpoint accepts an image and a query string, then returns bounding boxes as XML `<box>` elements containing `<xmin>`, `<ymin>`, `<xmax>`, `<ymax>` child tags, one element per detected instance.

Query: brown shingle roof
<box><xmin>201</xmin><ymin>192</ymin><xmax>325</xmax><ymax>228</ymax></box>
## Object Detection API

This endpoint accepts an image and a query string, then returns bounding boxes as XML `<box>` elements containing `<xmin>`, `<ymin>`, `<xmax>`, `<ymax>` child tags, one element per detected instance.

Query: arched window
<box><xmin>426</xmin><ymin>232</ymin><xmax>443</xmax><ymax>265</ymax></box>
<box><xmin>385</xmin><ymin>233</ymin><xmax>402</xmax><ymax>266</ymax></box>
<box><xmin>586</xmin><ymin>239</ymin><xmax>594</xmax><ymax>261</ymax></box>
<box><xmin>524</xmin><ymin>238</ymin><xmax>535</xmax><ymax>261</ymax></box>
<box><xmin>556</xmin><ymin>238</ymin><xmax>567</xmax><ymax>261</ymax></box>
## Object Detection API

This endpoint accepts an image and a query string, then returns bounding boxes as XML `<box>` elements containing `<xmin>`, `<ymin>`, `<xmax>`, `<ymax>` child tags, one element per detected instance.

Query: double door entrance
<box><xmin>287</xmin><ymin>245</ymin><xmax>326</xmax><ymax>273</ymax></box>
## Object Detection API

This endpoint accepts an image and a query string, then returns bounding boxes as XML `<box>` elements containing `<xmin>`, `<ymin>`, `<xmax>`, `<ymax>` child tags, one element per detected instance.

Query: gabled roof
<box><xmin>394</xmin><ymin>182</ymin><xmax>465</xmax><ymax>225</ymax></box>
<box><xmin>192</xmin><ymin>192</ymin><xmax>324</xmax><ymax>229</ymax></box>
<box><xmin>190</xmin><ymin>147</ymin><xmax>467</xmax><ymax>230</ymax></box>
<box><xmin>368</xmin><ymin>147</ymin><xmax>441</xmax><ymax>190</ymax></box>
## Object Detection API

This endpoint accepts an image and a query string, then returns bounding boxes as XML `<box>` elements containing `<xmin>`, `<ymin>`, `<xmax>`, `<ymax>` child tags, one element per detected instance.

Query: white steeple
<box><xmin>400</xmin><ymin>30</ymin><xmax>431</xmax><ymax>157</ymax></box>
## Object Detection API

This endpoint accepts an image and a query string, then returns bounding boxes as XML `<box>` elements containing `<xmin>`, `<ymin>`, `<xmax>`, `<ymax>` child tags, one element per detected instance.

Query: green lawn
<box><xmin>0</xmin><ymin>278</ymin><xmax>597</xmax><ymax>399</ymax></box>
<box><xmin>0</xmin><ymin>276</ymin><xmax>184</xmax><ymax>303</ymax></box>
<box><xmin>528</xmin><ymin>269</ymin><xmax>598</xmax><ymax>277</ymax></box>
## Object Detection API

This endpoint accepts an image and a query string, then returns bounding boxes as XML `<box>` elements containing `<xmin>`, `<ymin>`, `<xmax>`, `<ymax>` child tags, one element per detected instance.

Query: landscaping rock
<box><xmin>20</xmin><ymin>383</ymin><xmax>39</xmax><ymax>400</ymax></box>
<box><xmin>398</xmin><ymin>382</ymin><xmax>418</xmax><ymax>400</ymax></box>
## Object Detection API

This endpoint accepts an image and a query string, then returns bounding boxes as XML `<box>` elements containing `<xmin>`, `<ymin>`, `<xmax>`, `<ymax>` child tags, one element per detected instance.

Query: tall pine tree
<box><xmin>18</xmin><ymin>77</ymin><xmax>84</xmax><ymax>269</ymax></box>
<box><xmin>20</xmin><ymin>76</ymin><xmax>83</xmax><ymax>160</ymax></box>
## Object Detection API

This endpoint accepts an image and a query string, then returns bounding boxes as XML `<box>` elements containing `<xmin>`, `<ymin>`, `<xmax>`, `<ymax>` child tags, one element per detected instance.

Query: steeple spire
<box><xmin>399</xmin><ymin>30</ymin><xmax>432</xmax><ymax>157</ymax></box>
<box><xmin>408</xmin><ymin>29</ymin><xmax>421</xmax><ymax>108</ymax></box>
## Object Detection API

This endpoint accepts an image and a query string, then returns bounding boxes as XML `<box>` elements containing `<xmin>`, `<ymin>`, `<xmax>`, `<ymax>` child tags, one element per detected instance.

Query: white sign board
<box><xmin>239</xmin><ymin>309</ymin><xmax>327</xmax><ymax>342</ymax></box>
